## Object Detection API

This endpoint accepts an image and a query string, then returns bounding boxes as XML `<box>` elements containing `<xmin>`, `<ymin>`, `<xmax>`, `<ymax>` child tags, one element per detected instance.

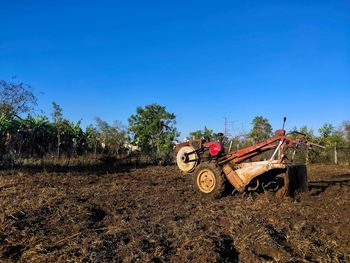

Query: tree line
<box><xmin>188</xmin><ymin>116</ymin><xmax>350</xmax><ymax>163</ymax></box>
<box><xmin>0</xmin><ymin>80</ymin><xmax>178</xmax><ymax>166</ymax></box>
<box><xmin>189</xmin><ymin>116</ymin><xmax>350</xmax><ymax>149</ymax></box>
<box><xmin>1</xmin><ymin>79</ymin><xmax>349</xmax><ymax>166</ymax></box>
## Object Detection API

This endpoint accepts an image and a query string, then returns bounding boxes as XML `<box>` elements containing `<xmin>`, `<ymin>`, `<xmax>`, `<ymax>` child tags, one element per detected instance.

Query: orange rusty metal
<box><xmin>223</xmin><ymin>161</ymin><xmax>287</xmax><ymax>192</ymax></box>
<box><xmin>222</xmin><ymin>165</ymin><xmax>245</xmax><ymax>192</ymax></box>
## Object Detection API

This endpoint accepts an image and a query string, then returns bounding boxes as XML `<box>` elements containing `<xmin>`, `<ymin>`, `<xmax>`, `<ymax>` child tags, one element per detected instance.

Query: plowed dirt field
<box><xmin>1</xmin><ymin>164</ymin><xmax>349</xmax><ymax>262</ymax></box>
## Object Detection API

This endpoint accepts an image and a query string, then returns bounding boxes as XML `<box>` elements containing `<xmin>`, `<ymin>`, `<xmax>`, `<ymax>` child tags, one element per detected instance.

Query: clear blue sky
<box><xmin>1</xmin><ymin>0</ymin><xmax>349</xmax><ymax>139</ymax></box>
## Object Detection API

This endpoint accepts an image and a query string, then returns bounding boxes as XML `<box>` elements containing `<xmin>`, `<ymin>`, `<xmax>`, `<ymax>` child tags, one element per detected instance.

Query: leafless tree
<box><xmin>0</xmin><ymin>80</ymin><xmax>37</xmax><ymax>116</ymax></box>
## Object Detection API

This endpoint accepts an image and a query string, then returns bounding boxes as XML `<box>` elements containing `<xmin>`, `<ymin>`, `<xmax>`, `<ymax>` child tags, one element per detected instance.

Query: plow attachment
<box><xmin>222</xmin><ymin>161</ymin><xmax>308</xmax><ymax>197</ymax></box>
<box><xmin>192</xmin><ymin>161</ymin><xmax>308</xmax><ymax>198</ymax></box>
<box><xmin>277</xmin><ymin>164</ymin><xmax>308</xmax><ymax>197</ymax></box>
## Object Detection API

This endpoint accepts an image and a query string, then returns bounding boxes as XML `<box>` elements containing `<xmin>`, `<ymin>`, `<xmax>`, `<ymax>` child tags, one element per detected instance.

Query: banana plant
<box><xmin>0</xmin><ymin>114</ymin><xmax>20</xmax><ymax>163</ymax></box>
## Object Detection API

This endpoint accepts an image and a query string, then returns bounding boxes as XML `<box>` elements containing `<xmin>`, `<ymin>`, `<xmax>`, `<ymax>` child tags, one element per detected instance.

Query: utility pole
<box><xmin>224</xmin><ymin>117</ymin><xmax>234</xmax><ymax>138</ymax></box>
<box><xmin>224</xmin><ymin>117</ymin><xmax>236</xmax><ymax>150</ymax></box>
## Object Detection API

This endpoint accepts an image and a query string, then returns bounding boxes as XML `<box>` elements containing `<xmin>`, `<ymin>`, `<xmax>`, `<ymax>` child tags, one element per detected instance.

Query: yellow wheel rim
<box><xmin>197</xmin><ymin>169</ymin><xmax>216</xmax><ymax>193</ymax></box>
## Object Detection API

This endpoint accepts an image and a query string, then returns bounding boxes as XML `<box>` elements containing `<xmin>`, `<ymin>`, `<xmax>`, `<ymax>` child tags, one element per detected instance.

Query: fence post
<box><xmin>334</xmin><ymin>142</ymin><xmax>338</xmax><ymax>165</ymax></box>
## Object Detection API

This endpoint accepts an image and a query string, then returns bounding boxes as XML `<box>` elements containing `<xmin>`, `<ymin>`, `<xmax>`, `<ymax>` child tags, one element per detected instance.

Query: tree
<box><xmin>249</xmin><ymin>116</ymin><xmax>273</xmax><ymax>143</ymax></box>
<box><xmin>128</xmin><ymin>104</ymin><xmax>179</xmax><ymax>163</ymax></box>
<box><xmin>51</xmin><ymin>102</ymin><xmax>63</xmax><ymax>123</ymax></box>
<box><xmin>95</xmin><ymin>117</ymin><xmax>127</xmax><ymax>157</ymax></box>
<box><xmin>299</xmin><ymin>125</ymin><xmax>315</xmax><ymax>141</ymax></box>
<box><xmin>28</xmin><ymin>115</ymin><xmax>55</xmax><ymax>157</ymax></box>
<box><xmin>318</xmin><ymin>122</ymin><xmax>346</xmax><ymax>148</ymax></box>
<box><xmin>17</xmin><ymin>115</ymin><xmax>51</xmax><ymax>157</ymax></box>
<box><xmin>50</xmin><ymin>102</ymin><xmax>84</xmax><ymax>158</ymax></box>
<box><xmin>296</xmin><ymin>125</ymin><xmax>320</xmax><ymax>163</ymax></box>
<box><xmin>0</xmin><ymin>114</ymin><xmax>20</xmax><ymax>164</ymax></box>
<box><xmin>341</xmin><ymin>121</ymin><xmax>350</xmax><ymax>145</ymax></box>
<box><xmin>65</xmin><ymin>119</ymin><xmax>84</xmax><ymax>156</ymax></box>
<box><xmin>0</xmin><ymin>79</ymin><xmax>37</xmax><ymax>116</ymax></box>
<box><xmin>188</xmin><ymin>126</ymin><xmax>215</xmax><ymax>140</ymax></box>
<box><xmin>51</xmin><ymin>102</ymin><xmax>64</xmax><ymax>158</ymax></box>
<box><xmin>318</xmin><ymin>123</ymin><xmax>334</xmax><ymax>139</ymax></box>
<box><xmin>86</xmin><ymin>125</ymin><xmax>99</xmax><ymax>157</ymax></box>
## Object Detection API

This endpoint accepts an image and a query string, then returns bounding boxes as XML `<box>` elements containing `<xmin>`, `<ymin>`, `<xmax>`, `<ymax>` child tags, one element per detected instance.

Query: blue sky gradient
<box><xmin>1</xmin><ymin>0</ymin><xmax>349</xmax><ymax>139</ymax></box>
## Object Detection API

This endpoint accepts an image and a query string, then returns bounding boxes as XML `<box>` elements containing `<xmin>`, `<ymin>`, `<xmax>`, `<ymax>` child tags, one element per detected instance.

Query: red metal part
<box><xmin>219</xmin><ymin>135</ymin><xmax>285</xmax><ymax>164</ymax></box>
<box><xmin>206</xmin><ymin>142</ymin><xmax>222</xmax><ymax>156</ymax></box>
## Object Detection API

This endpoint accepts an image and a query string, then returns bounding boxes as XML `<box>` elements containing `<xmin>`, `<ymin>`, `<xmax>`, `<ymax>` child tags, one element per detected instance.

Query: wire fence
<box><xmin>288</xmin><ymin>146</ymin><xmax>350</xmax><ymax>165</ymax></box>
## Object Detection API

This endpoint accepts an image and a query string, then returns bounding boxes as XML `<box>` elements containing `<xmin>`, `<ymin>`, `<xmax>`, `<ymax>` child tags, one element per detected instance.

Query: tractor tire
<box><xmin>193</xmin><ymin>163</ymin><xmax>227</xmax><ymax>199</ymax></box>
